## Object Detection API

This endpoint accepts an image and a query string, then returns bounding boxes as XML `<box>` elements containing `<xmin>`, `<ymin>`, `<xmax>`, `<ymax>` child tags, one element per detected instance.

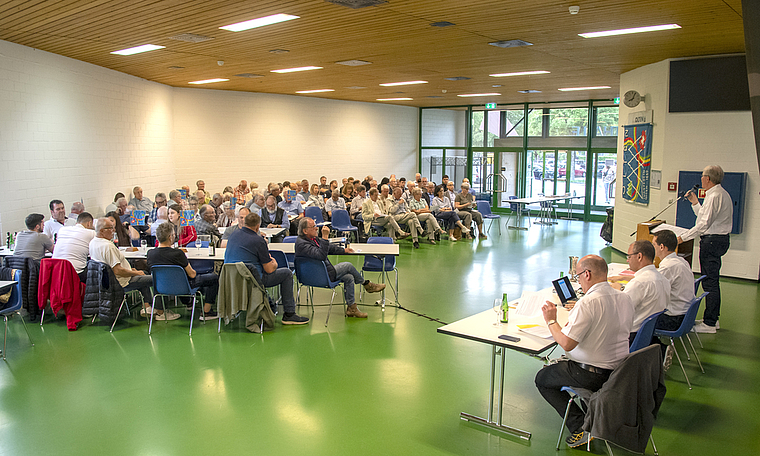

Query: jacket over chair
<box><xmin>217</xmin><ymin>262</ymin><xmax>275</xmax><ymax>333</ymax></box>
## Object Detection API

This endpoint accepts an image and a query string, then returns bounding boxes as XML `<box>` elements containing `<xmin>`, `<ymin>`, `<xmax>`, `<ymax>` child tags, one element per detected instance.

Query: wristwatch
<box><xmin>546</xmin><ymin>320</ymin><xmax>556</xmax><ymax>326</ymax></box>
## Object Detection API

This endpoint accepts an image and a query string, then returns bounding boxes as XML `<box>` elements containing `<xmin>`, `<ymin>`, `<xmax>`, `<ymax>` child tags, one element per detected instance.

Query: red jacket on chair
<box><xmin>38</xmin><ymin>259</ymin><xmax>84</xmax><ymax>331</ymax></box>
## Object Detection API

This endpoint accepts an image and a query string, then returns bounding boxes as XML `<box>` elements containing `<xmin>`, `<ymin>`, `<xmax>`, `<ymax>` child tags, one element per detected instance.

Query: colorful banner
<box><xmin>130</xmin><ymin>210</ymin><xmax>146</xmax><ymax>226</ymax></box>
<box><xmin>622</xmin><ymin>123</ymin><xmax>653</xmax><ymax>204</ymax></box>
<box><xmin>180</xmin><ymin>210</ymin><xmax>195</xmax><ymax>227</ymax></box>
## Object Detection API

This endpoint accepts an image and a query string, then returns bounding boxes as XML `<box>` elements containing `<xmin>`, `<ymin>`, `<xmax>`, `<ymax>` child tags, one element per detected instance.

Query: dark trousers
<box><xmin>190</xmin><ymin>272</ymin><xmax>219</xmax><ymax>305</ymax></box>
<box><xmin>699</xmin><ymin>234</ymin><xmax>729</xmax><ymax>326</ymax></box>
<box><xmin>77</xmin><ymin>270</ymin><xmax>88</xmax><ymax>283</ymax></box>
<box><xmin>535</xmin><ymin>360</ymin><xmax>611</xmax><ymax>433</ymax></box>
<box><xmin>654</xmin><ymin>313</ymin><xmax>685</xmax><ymax>355</ymax></box>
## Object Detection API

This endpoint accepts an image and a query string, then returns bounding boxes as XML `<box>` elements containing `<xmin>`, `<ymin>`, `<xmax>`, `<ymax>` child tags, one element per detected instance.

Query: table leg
<box><xmin>508</xmin><ymin>203</ymin><xmax>528</xmax><ymax>231</ymax></box>
<box><xmin>459</xmin><ymin>345</ymin><xmax>532</xmax><ymax>440</ymax></box>
<box><xmin>560</xmin><ymin>197</ymin><xmax>576</xmax><ymax>220</ymax></box>
<box><xmin>375</xmin><ymin>255</ymin><xmax>387</xmax><ymax>310</ymax></box>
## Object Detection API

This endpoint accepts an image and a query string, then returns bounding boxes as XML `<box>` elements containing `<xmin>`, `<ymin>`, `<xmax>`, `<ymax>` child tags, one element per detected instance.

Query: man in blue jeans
<box><xmin>224</xmin><ymin>212</ymin><xmax>308</xmax><ymax>325</ymax></box>
<box><xmin>294</xmin><ymin>217</ymin><xmax>385</xmax><ymax>318</ymax></box>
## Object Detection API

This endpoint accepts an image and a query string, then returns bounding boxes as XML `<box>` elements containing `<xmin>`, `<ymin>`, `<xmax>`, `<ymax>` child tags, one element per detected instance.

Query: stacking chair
<box><xmin>0</xmin><ymin>271</ymin><xmax>34</xmax><ymax>360</ymax></box>
<box><xmin>331</xmin><ymin>209</ymin><xmax>359</xmax><ymax>242</ymax></box>
<box><xmin>38</xmin><ymin>258</ymin><xmax>85</xmax><ymax>330</ymax></box>
<box><xmin>507</xmin><ymin>196</ymin><xmax>531</xmax><ymax>228</ymax></box>
<box><xmin>360</xmin><ymin>237</ymin><xmax>398</xmax><ymax>304</ymax></box>
<box><xmin>149</xmin><ymin>265</ymin><xmax>204</xmax><ymax>336</ymax></box>
<box><xmin>691</xmin><ymin>275</ymin><xmax>708</xmax><ymax>348</ymax></box>
<box><xmin>268</xmin><ymin>250</ymin><xmax>290</xmax><ymax>309</ymax></box>
<box><xmin>653</xmin><ymin>292</ymin><xmax>708</xmax><ymax>389</ymax></box>
<box><xmin>294</xmin><ymin>257</ymin><xmax>344</xmax><ymax>326</ymax></box>
<box><xmin>629</xmin><ymin>311</ymin><xmax>665</xmax><ymax>353</ymax></box>
<box><xmin>476</xmin><ymin>201</ymin><xmax>501</xmax><ymax>235</ymax></box>
<box><xmin>304</xmin><ymin>206</ymin><xmax>328</xmax><ymax>227</ymax></box>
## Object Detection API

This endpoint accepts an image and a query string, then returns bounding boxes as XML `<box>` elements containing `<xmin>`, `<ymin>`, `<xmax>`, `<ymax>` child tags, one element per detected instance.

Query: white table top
<box><xmin>0</xmin><ymin>280</ymin><xmax>17</xmax><ymax>289</ymax></box>
<box><xmin>122</xmin><ymin>246</ymin><xmax>227</xmax><ymax>260</ymax></box>
<box><xmin>260</xmin><ymin>227</ymin><xmax>286</xmax><ymax>238</ymax></box>
<box><xmin>438</xmin><ymin>295</ymin><xmax>570</xmax><ymax>355</ymax></box>
<box><xmin>268</xmin><ymin>242</ymin><xmax>399</xmax><ymax>256</ymax></box>
<box><xmin>508</xmin><ymin>195</ymin><xmax>583</xmax><ymax>205</ymax></box>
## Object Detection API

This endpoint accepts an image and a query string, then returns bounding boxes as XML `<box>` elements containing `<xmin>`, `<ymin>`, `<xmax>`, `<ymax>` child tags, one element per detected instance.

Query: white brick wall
<box><xmin>421</xmin><ymin>109</ymin><xmax>466</xmax><ymax>147</ymax></box>
<box><xmin>613</xmin><ymin>60</ymin><xmax>760</xmax><ymax>280</ymax></box>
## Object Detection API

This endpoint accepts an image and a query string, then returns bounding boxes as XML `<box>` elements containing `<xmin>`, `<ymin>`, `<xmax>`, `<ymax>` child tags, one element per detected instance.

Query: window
<box><xmin>594</xmin><ymin>107</ymin><xmax>619</xmax><ymax>136</ymax></box>
<box><xmin>548</xmin><ymin>108</ymin><xmax>589</xmax><ymax>136</ymax></box>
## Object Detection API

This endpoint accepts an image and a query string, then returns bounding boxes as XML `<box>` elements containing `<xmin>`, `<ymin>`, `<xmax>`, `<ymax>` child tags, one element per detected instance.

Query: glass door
<box><xmin>590</xmin><ymin>150</ymin><xmax>617</xmax><ymax>214</ymax></box>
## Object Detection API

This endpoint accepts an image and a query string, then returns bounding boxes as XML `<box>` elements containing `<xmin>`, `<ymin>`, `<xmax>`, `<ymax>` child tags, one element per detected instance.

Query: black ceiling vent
<box><xmin>489</xmin><ymin>39</ymin><xmax>533</xmax><ymax>48</ymax></box>
<box><xmin>431</xmin><ymin>21</ymin><xmax>455</xmax><ymax>27</ymax></box>
<box><xmin>445</xmin><ymin>76</ymin><xmax>471</xmax><ymax>81</ymax></box>
<box><xmin>325</xmin><ymin>0</ymin><xmax>388</xmax><ymax>9</ymax></box>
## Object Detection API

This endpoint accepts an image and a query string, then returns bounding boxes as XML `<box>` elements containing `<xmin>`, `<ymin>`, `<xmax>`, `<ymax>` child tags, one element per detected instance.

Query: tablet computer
<box><xmin>552</xmin><ymin>276</ymin><xmax>577</xmax><ymax>305</ymax></box>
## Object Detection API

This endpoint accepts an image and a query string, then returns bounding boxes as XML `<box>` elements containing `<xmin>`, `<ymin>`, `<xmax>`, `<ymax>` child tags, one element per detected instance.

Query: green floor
<box><xmin>1</xmin><ymin>220</ymin><xmax>759</xmax><ymax>455</ymax></box>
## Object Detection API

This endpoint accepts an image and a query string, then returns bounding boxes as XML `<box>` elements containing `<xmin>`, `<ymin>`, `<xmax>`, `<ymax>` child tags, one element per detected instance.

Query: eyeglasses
<box><xmin>626</xmin><ymin>252</ymin><xmax>640</xmax><ymax>259</ymax></box>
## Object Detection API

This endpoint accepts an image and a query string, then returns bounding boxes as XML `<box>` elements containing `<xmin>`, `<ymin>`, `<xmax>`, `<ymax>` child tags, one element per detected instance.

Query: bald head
<box><xmin>578</xmin><ymin>255</ymin><xmax>608</xmax><ymax>285</ymax></box>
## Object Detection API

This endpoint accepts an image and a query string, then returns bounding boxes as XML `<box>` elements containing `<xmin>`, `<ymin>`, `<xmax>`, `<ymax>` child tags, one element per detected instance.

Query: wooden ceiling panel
<box><xmin>0</xmin><ymin>0</ymin><xmax>746</xmax><ymax>107</ymax></box>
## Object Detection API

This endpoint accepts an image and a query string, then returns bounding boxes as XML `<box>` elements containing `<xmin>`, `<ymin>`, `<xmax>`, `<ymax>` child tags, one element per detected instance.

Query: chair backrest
<box><xmin>508</xmin><ymin>195</ymin><xmax>519</xmax><ymax>212</ymax></box>
<box><xmin>363</xmin><ymin>237</ymin><xmax>395</xmax><ymax>271</ymax></box>
<box><xmin>476</xmin><ymin>201</ymin><xmax>492</xmax><ymax>216</ymax></box>
<box><xmin>0</xmin><ymin>270</ymin><xmax>24</xmax><ymax>314</ymax></box>
<box><xmin>151</xmin><ymin>265</ymin><xmax>193</xmax><ymax>296</ymax></box>
<box><xmin>304</xmin><ymin>206</ymin><xmax>325</xmax><ymax>224</ymax></box>
<box><xmin>677</xmin><ymin>292</ymin><xmax>708</xmax><ymax>335</ymax></box>
<box><xmin>282</xmin><ymin>236</ymin><xmax>297</xmax><ymax>263</ymax></box>
<box><xmin>270</xmin><ymin>250</ymin><xmax>290</xmax><ymax>270</ymax></box>
<box><xmin>294</xmin><ymin>257</ymin><xmax>336</xmax><ymax>288</ymax></box>
<box><xmin>630</xmin><ymin>310</ymin><xmax>665</xmax><ymax>352</ymax></box>
<box><xmin>331</xmin><ymin>209</ymin><xmax>354</xmax><ymax>229</ymax></box>
<box><xmin>694</xmin><ymin>275</ymin><xmax>707</xmax><ymax>294</ymax></box>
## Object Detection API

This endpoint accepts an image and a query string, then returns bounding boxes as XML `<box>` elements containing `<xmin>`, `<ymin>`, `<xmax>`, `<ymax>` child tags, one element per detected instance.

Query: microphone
<box><xmin>678</xmin><ymin>184</ymin><xmax>699</xmax><ymax>198</ymax></box>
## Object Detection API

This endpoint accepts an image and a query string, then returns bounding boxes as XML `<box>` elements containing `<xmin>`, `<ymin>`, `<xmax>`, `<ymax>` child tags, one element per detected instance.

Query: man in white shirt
<box><xmin>611</xmin><ymin>240</ymin><xmax>670</xmax><ymax>345</ymax></box>
<box><xmin>652</xmin><ymin>230</ymin><xmax>696</xmax><ymax>363</ymax></box>
<box><xmin>389</xmin><ymin>187</ymin><xmax>423</xmax><ymax>249</ymax></box>
<box><xmin>536</xmin><ymin>255</ymin><xmax>634</xmax><ymax>448</ymax></box>
<box><xmin>678</xmin><ymin>165</ymin><xmax>732</xmax><ymax>333</ymax></box>
<box><xmin>52</xmin><ymin>212</ymin><xmax>96</xmax><ymax>282</ymax></box>
<box><xmin>43</xmin><ymin>199</ymin><xmax>76</xmax><ymax>241</ymax></box>
<box><xmin>67</xmin><ymin>202</ymin><xmax>85</xmax><ymax>221</ymax></box>
<box><xmin>128</xmin><ymin>186</ymin><xmax>153</xmax><ymax>213</ymax></box>
<box><xmin>89</xmin><ymin>217</ymin><xmax>179</xmax><ymax>320</ymax></box>
<box><xmin>150</xmin><ymin>206</ymin><xmax>169</xmax><ymax>238</ymax></box>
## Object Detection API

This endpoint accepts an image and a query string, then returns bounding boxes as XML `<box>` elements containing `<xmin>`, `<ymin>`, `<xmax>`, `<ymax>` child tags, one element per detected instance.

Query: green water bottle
<box><xmin>501</xmin><ymin>293</ymin><xmax>509</xmax><ymax>323</ymax></box>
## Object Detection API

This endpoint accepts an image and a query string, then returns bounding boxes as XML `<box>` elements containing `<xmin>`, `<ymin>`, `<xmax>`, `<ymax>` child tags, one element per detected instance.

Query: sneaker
<box><xmin>140</xmin><ymin>307</ymin><xmax>152</xmax><ymax>317</ymax></box>
<box><xmin>663</xmin><ymin>345</ymin><xmax>674</xmax><ymax>373</ymax></box>
<box><xmin>364</xmin><ymin>282</ymin><xmax>386</xmax><ymax>293</ymax></box>
<box><xmin>566</xmin><ymin>431</ymin><xmax>592</xmax><ymax>448</ymax></box>
<box><xmin>693</xmin><ymin>322</ymin><xmax>716</xmax><ymax>334</ymax></box>
<box><xmin>155</xmin><ymin>309</ymin><xmax>181</xmax><ymax>321</ymax></box>
<box><xmin>345</xmin><ymin>304</ymin><xmax>368</xmax><ymax>318</ymax></box>
<box><xmin>413</xmin><ymin>241</ymin><xmax>420</xmax><ymax>249</ymax></box>
<box><xmin>199</xmin><ymin>310</ymin><xmax>220</xmax><ymax>321</ymax></box>
<box><xmin>282</xmin><ymin>313</ymin><xmax>309</xmax><ymax>325</ymax></box>
<box><xmin>696</xmin><ymin>319</ymin><xmax>720</xmax><ymax>330</ymax></box>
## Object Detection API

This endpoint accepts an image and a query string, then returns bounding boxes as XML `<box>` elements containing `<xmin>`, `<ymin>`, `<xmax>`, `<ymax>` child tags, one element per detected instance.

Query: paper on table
<box><xmin>651</xmin><ymin>223</ymin><xmax>689</xmax><ymax>238</ymax></box>
<box><xmin>514</xmin><ymin>290</ymin><xmax>549</xmax><ymax>317</ymax></box>
<box><xmin>517</xmin><ymin>324</ymin><xmax>553</xmax><ymax>339</ymax></box>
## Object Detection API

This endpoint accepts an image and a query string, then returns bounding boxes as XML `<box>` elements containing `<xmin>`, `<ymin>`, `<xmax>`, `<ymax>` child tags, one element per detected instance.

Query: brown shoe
<box><xmin>363</xmin><ymin>281</ymin><xmax>386</xmax><ymax>293</ymax></box>
<box><xmin>346</xmin><ymin>304</ymin><xmax>368</xmax><ymax>318</ymax></box>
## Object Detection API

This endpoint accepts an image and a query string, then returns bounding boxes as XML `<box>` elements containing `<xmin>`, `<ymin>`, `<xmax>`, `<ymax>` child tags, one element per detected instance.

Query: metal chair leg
<box><xmin>650</xmin><ymin>433</ymin><xmax>659</xmax><ymax>456</ymax></box>
<box><xmin>325</xmin><ymin>289</ymin><xmax>336</xmax><ymax>326</ymax></box>
<box><xmin>670</xmin><ymin>337</ymin><xmax>692</xmax><ymax>389</ymax></box>
<box><xmin>679</xmin><ymin>336</ymin><xmax>691</xmax><ymax>360</ymax></box>
<box><xmin>556</xmin><ymin>395</ymin><xmax>575</xmax><ymax>449</ymax></box>
<box><xmin>693</xmin><ymin>330</ymin><xmax>703</xmax><ymax>348</ymax></box>
<box><xmin>17</xmin><ymin>312</ymin><xmax>34</xmax><ymax>346</ymax></box>
<box><xmin>603</xmin><ymin>439</ymin><xmax>614</xmax><ymax>455</ymax></box>
<box><xmin>148</xmin><ymin>296</ymin><xmax>157</xmax><ymax>334</ymax></box>
<box><xmin>3</xmin><ymin>316</ymin><xmax>8</xmax><ymax>361</ymax></box>
<box><xmin>685</xmin><ymin>334</ymin><xmax>705</xmax><ymax>373</ymax></box>
<box><xmin>110</xmin><ymin>297</ymin><xmax>126</xmax><ymax>333</ymax></box>
<box><xmin>189</xmin><ymin>295</ymin><xmax>196</xmax><ymax>336</ymax></box>
<box><xmin>40</xmin><ymin>308</ymin><xmax>45</xmax><ymax>326</ymax></box>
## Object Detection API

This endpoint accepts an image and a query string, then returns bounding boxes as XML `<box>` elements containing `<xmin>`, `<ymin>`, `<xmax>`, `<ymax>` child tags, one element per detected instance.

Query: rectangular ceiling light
<box><xmin>379</xmin><ymin>80</ymin><xmax>428</xmax><ymax>87</ymax></box>
<box><xmin>188</xmin><ymin>78</ymin><xmax>230</xmax><ymax>84</ymax></box>
<box><xmin>579</xmin><ymin>24</ymin><xmax>681</xmax><ymax>38</ymax></box>
<box><xmin>558</xmin><ymin>86</ymin><xmax>611</xmax><ymax>91</ymax></box>
<box><xmin>490</xmin><ymin>70</ymin><xmax>550</xmax><ymax>77</ymax></box>
<box><xmin>220</xmin><ymin>13</ymin><xmax>299</xmax><ymax>32</ymax></box>
<box><xmin>377</xmin><ymin>98</ymin><xmax>413</xmax><ymax>101</ymax></box>
<box><xmin>111</xmin><ymin>44</ymin><xmax>165</xmax><ymax>55</ymax></box>
<box><xmin>296</xmin><ymin>89</ymin><xmax>335</xmax><ymax>94</ymax></box>
<box><xmin>271</xmin><ymin>66</ymin><xmax>323</xmax><ymax>73</ymax></box>
<box><xmin>457</xmin><ymin>93</ymin><xmax>501</xmax><ymax>97</ymax></box>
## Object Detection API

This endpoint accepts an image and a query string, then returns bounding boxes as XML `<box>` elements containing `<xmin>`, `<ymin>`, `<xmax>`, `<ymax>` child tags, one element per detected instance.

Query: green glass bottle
<box><xmin>501</xmin><ymin>293</ymin><xmax>509</xmax><ymax>323</ymax></box>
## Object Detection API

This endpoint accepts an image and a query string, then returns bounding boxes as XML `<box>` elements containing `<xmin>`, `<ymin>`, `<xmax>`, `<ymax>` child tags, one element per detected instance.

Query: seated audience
<box><xmin>268</xmin><ymin>184</ymin><xmax>282</xmax><ymax>203</ymax></box>
<box><xmin>224</xmin><ymin>212</ymin><xmax>309</xmax><ymax>325</ymax></box>
<box><xmin>361</xmin><ymin>188</ymin><xmax>407</xmax><ymax>241</ymax></box>
<box><xmin>262</xmin><ymin>196</ymin><xmax>289</xmax><ymax>242</ymax></box>
<box><xmin>535</xmin><ymin>255</ymin><xmax>634</xmax><ymax>448</ymax></box>
<box><xmin>278</xmin><ymin>189</ymin><xmax>304</xmax><ymax>235</ymax></box>
<box><xmin>455</xmin><ymin>182</ymin><xmax>486</xmax><ymax>239</ymax></box>
<box><xmin>423</xmin><ymin>182</ymin><xmax>435</xmax><ymax>206</ymax></box>
<box><xmin>234</xmin><ymin>180</ymin><xmax>250</xmax><ymax>203</ymax></box>
<box><xmin>14</xmin><ymin>213</ymin><xmax>54</xmax><ymax>260</ymax></box>
<box><xmin>196</xmin><ymin>180</ymin><xmax>211</xmax><ymax>204</ymax></box>
<box><xmin>53</xmin><ymin>212</ymin><xmax>95</xmax><ymax>283</ymax></box>
<box><xmin>389</xmin><ymin>187</ymin><xmax>423</xmax><ymax>248</ymax></box>
<box><xmin>43</xmin><ymin>199</ymin><xmax>76</xmax><ymax>240</ymax></box>
<box><xmin>217</xmin><ymin>202</ymin><xmax>236</xmax><ymax>227</ymax></box>
<box><xmin>147</xmin><ymin>222</ymin><xmax>219</xmax><ymax>320</ymax></box>
<box><xmin>431</xmin><ymin>185</ymin><xmax>470</xmax><ymax>241</ymax></box>
<box><xmin>409</xmin><ymin>188</ymin><xmax>445</xmax><ymax>244</ymax></box>
<box><xmin>68</xmin><ymin>202</ymin><xmax>85</xmax><ymax>221</ymax></box>
<box><xmin>194</xmin><ymin>204</ymin><xmax>223</xmax><ymax>246</ymax></box>
<box><xmin>128</xmin><ymin>186</ymin><xmax>153</xmax><ymax>212</ymax></box>
<box><xmin>295</xmin><ymin>218</ymin><xmax>386</xmax><ymax>318</ymax></box>
<box><xmin>324</xmin><ymin>191</ymin><xmax>346</xmax><ymax>219</ymax></box>
<box><xmin>89</xmin><ymin>217</ymin><xmax>178</xmax><ymax>320</ymax></box>
<box><xmin>150</xmin><ymin>206</ymin><xmax>169</xmax><ymax>238</ymax></box>
<box><xmin>148</xmin><ymin>192</ymin><xmax>167</xmax><ymax>223</ymax></box>
<box><xmin>246</xmin><ymin>193</ymin><xmax>265</xmax><ymax>213</ymax></box>
<box><xmin>209</xmin><ymin>193</ymin><xmax>224</xmax><ymax>219</ymax></box>
<box><xmin>166</xmin><ymin>204</ymin><xmax>197</xmax><ymax>247</ymax></box>
<box><xmin>298</xmin><ymin>179</ymin><xmax>310</xmax><ymax>201</ymax></box>
<box><xmin>105</xmin><ymin>192</ymin><xmax>125</xmax><ymax>213</ymax></box>
<box><xmin>105</xmin><ymin>211</ymin><xmax>140</xmax><ymax>247</ymax></box>
<box><xmin>445</xmin><ymin>181</ymin><xmax>457</xmax><ymax>206</ymax></box>
<box><xmin>221</xmin><ymin>207</ymin><xmax>250</xmax><ymax>248</ymax></box>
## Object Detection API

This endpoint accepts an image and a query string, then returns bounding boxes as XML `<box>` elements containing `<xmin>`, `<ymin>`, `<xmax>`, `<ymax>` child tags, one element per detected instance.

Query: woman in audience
<box><xmin>430</xmin><ymin>185</ymin><xmax>470</xmax><ymax>241</ymax></box>
<box><xmin>341</xmin><ymin>181</ymin><xmax>354</xmax><ymax>203</ymax></box>
<box><xmin>409</xmin><ymin>188</ymin><xmax>446</xmax><ymax>244</ymax></box>
<box><xmin>105</xmin><ymin>211</ymin><xmax>139</xmax><ymax>247</ymax></box>
<box><xmin>166</xmin><ymin>204</ymin><xmax>198</xmax><ymax>247</ymax></box>
<box><xmin>308</xmin><ymin>184</ymin><xmax>326</xmax><ymax>211</ymax></box>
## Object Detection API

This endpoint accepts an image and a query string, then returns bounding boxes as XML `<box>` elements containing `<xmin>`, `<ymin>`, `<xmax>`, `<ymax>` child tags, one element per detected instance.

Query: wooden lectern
<box><xmin>636</xmin><ymin>220</ymin><xmax>693</xmax><ymax>267</ymax></box>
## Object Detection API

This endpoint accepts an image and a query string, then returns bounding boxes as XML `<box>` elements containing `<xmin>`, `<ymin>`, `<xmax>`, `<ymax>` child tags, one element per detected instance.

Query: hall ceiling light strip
<box><xmin>579</xmin><ymin>24</ymin><xmax>681</xmax><ymax>38</ymax></box>
<box><xmin>557</xmin><ymin>86</ymin><xmax>610</xmax><ymax>91</ymax></box>
<box><xmin>296</xmin><ymin>89</ymin><xmax>335</xmax><ymax>93</ymax></box>
<box><xmin>457</xmin><ymin>93</ymin><xmax>501</xmax><ymax>97</ymax></box>
<box><xmin>489</xmin><ymin>70</ymin><xmax>550</xmax><ymax>77</ymax></box>
<box><xmin>377</xmin><ymin>98</ymin><xmax>413</xmax><ymax>101</ymax></box>
<box><xmin>220</xmin><ymin>13</ymin><xmax>299</xmax><ymax>32</ymax></box>
<box><xmin>271</xmin><ymin>66</ymin><xmax>323</xmax><ymax>73</ymax></box>
<box><xmin>188</xmin><ymin>78</ymin><xmax>229</xmax><ymax>84</ymax></box>
<box><xmin>111</xmin><ymin>44</ymin><xmax>165</xmax><ymax>55</ymax></box>
<box><xmin>379</xmin><ymin>81</ymin><xmax>428</xmax><ymax>87</ymax></box>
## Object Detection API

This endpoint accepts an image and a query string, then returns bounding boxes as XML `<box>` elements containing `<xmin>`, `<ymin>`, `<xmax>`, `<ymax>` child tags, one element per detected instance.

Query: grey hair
<box><xmin>169</xmin><ymin>190</ymin><xmax>180</xmax><ymax>200</ymax></box>
<box><xmin>94</xmin><ymin>217</ymin><xmax>111</xmax><ymax>233</ymax></box>
<box><xmin>156</xmin><ymin>206</ymin><xmax>168</xmax><ymax>220</ymax></box>
<box><xmin>297</xmin><ymin>217</ymin><xmax>313</xmax><ymax>236</ymax></box>
<box><xmin>460</xmin><ymin>182</ymin><xmax>470</xmax><ymax>190</ymax></box>
<box><xmin>155</xmin><ymin>222</ymin><xmax>175</xmax><ymax>243</ymax></box>
<box><xmin>703</xmin><ymin>165</ymin><xmax>724</xmax><ymax>184</ymax></box>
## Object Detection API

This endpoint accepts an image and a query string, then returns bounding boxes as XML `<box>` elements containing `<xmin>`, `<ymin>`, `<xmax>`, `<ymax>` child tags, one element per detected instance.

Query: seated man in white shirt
<box><xmin>150</xmin><ymin>206</ymin><xmax>169</xmax><ymax>238</ymax></box>
<box><xmin>67</xmin><ymin>202</ymin><xmax>85</xmax><ymax>221</ymax></box>
<box><xmin>89</xmin><ymin>217</ymin><xmax>179</xmax><ymax>320</ymax></box>
<box><xmin>52</xmin><ymin>212</ymin><xmax>96</xmax><ymax>282</ymax></box>
<box><xmin>610</xmin><ymin>240</ymin><xmax>670</xmax><ymax>345</ymax></box>
<box><xmin>13</xmin><ymin>213</ymin><xmax>54</xmax><ymax>260</ymax></box>
<box><xmin>43</xmin><ymin>199</ymin><xmax>77</xmax><ymax>241</ymax></box>
<box><xmin>324</xmin><ymin>191</ymin><xmax>346</xmax><ymax>220</ymax></box>
<box><xmin>536</xmin><ymin>255</ymin><xmax>634</xmax><ymax>448</ymax></box>
<box><xmin>652</xmin><ymin>230</ymin><xmax>696</xmax><ymax>362</ymax></box>
<box><xmin>278</xmin><ymin>189</ymin><xmax>304</xmax><ymax>235</ymax></box>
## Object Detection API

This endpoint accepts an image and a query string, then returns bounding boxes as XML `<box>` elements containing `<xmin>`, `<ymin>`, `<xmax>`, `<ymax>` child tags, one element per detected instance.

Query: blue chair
<box><xmin>149</xmin><ymin>265</ymin><xmax>204</xmax><ymax>336</ymax></box>
<box><xmin>476</xmin><ymin>201</ymin><xmax>501</xmax><ymax>235</ymax></box>
<box><xmin>268</xmin><ymin>250</ymin><xmax>291</xmax><ymax>310</ymax></box>
<box><xmin>694</xmin><ymin>275</ymin><xmax>707</xmax><ymax>294</ymax></box>
<box><xmin>507</xmin><ymin>196</ymin><xmax>531</xmax><ymax>228</ymax></box>
<box><xmin>629</xmin><ymin>310</ymin><xmax>665</xmax><ymax>353</ymax></box>
<box><xmin>294</xmin><ymin>257</ymin><xmax>343</xmax><ymax>326</ymax></box>
<box><xmin>331</xmin><ymin>209</ymin><xmax>358</xmax><ymax>242</ymax></box>
<box><xmin>361</xmin><ymin>237</ymin><xmax>398</xmax><ymax>306</ymax></box>
<box><xmin>654</xmin><ymin>292</ymin><xmax>708</xmax><ymax>389</ymax></box>
<box><xmin>0</xmin><ymin>271</ymin><xmax>34</xmax><ymax>360</ymax></box>
<box><xmin>304</xmin><ymin>206</ymin><xmax>328</xmax><ymax>226</ymax></box>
